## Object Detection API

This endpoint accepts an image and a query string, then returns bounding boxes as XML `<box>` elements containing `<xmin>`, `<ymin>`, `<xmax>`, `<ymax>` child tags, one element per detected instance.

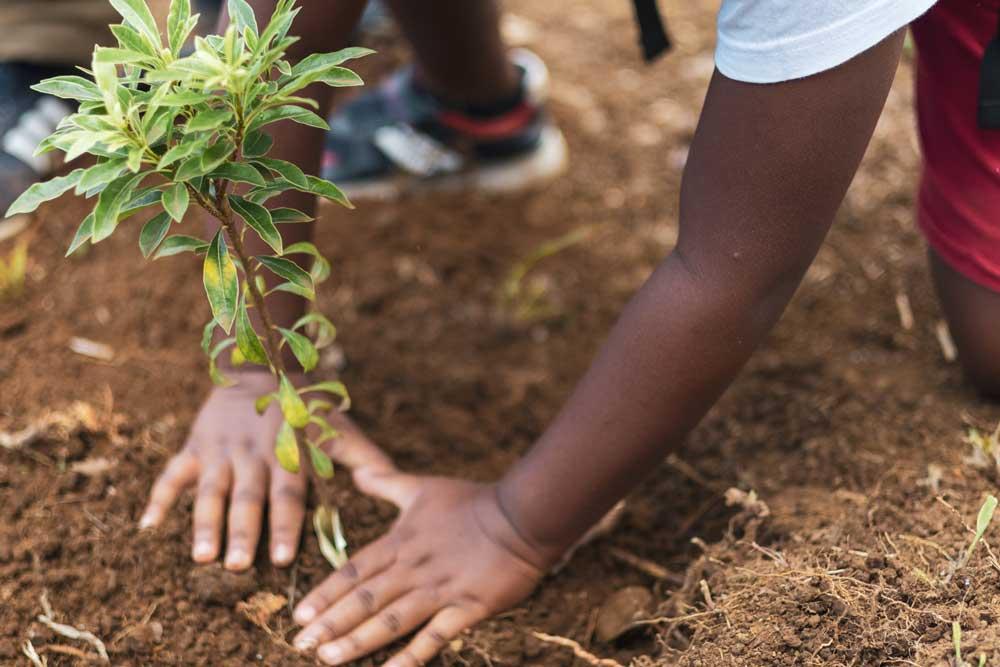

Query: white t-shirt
<box><xmin>715</xmin><ymin>0</ymin><xmax>937</xmax><ymax>83</ymax></box>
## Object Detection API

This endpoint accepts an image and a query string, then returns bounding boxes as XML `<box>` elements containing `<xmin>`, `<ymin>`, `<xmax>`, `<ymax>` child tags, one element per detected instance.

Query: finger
<box><xmin>293</xmin><ymin>568</ymin><xmax>409</xmax><ymax>651</ymax></box>
<box><xmin>293</xmin><ymin>539</ymin><xmax>396</xmax><ymax>626</ymax></box>
<box><xmin>224</xmin><ymin>457</ymin><xmax>268</xmax><ymax>570</ymax></box>
<box><xmin>268</xmin><ymin>464</ymin><xmax>307</xmax><ymax>567</ymax></box>
<box><xmin>140</xmin><ymin>453</ymin><xmax>199</xmax><ymax>528</ymax></box>
<box><xmin>314</xmin><ymin>592</ymin><xmax>440</xmax><ymax>666</ymax></box>
<box><xmin>351</xmin><ymin>468</ymin><xmax>422</xmax><ymax>510</ymax></box>
<box><xmin>192</xmin><ymin>463</ymin><xmax>232</xmax><ymax>563</ymax></box>
<box><xmin>383</xmin><ymin>606</ymin><xmax>484</xmax><ymax>667</ymax></box>
<box><xmin>323</xmin><ymin>423</ymin><xmax>396</xmax><ymax>474</ymax></box>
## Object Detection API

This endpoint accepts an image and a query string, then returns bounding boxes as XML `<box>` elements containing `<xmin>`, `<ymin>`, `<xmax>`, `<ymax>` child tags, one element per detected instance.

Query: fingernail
<box><xmin>273</xmin><ymin>544</ymin><xmax>293</xmax><ymax>565</ymax></box>
<box><xmin>294</xmin><ymin>605</ymin><xmax>316</xmax><ymax>624</ymax></box>
<box><xmin>139</xmin><ymin>514</ymin><xmax>155</xmax><ymax>529</ymax></box>
<box><xmin>193</xmin><ymin>541</ymin><xmax>214</xmax><ymax>560</ymax></box>
<box><xmin>319</xmin><ymin>643</ymin><xmax>343</xmax><ymax>664</ymax></box>
<box><xmin>294</xmin><ymin>635</ymin><xmax>317</xmax><ymax>651</ymax></box>
<box><xmin>225</xmin><ymin>548</ymin><xmax>250</xmax><ymax>569</ymax></box>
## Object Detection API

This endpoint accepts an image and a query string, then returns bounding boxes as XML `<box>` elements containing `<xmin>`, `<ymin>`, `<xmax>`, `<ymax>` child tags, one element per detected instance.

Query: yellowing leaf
<box><xmin>278</xmin><ymin>373</ymin><xmax>309</xmax><ymax>428</ymax></box>
<box><xmin>275</xmin><ymin>420</ymin><xmax>299</xmax><ymax>473</ymax></box>
<box><xmin>235</xmin><ymin>296</ymin><xmax>269</xmax><ymax>365</ymax></box>
<box><xmin>203</xmin><ymin>230</ymin><xmax>239</xmax><ymax>333</ymax></box>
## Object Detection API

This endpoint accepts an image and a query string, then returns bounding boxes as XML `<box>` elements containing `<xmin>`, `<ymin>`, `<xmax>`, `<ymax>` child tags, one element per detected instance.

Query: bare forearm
<box><xmin>498</xmin><ymin>32</ymin><xmax>906</xmax><ymax>558</ymax></box>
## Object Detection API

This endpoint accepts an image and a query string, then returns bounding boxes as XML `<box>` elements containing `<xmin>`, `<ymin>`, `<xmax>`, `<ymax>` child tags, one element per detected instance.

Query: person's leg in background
<box><xmin>322</xmin><ymin>0</ymin><xmax>568</xmax><ymax>200</ymax></box>
<box><xmin>911</xmin><ymin>0</ymin><xmax>1000</xmax><ymax>398</ymax></box>
<box><xmin>0</xmin><ymin>1</ymin><xmax>116</xmax><ymax>226</ymax></box>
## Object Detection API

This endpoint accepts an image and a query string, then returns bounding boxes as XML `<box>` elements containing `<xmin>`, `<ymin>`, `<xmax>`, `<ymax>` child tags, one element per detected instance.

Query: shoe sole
<box><xmin>334</xmin><ymin>125</ymin><xmax>569</xmax><ymax>202</ymax></box>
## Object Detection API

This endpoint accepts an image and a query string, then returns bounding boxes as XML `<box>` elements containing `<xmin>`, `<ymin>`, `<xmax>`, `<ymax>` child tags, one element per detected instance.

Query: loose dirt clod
<box><xmin>188</xmin><ymin>565</ymin><xmax>257</xmax><ymax>606</ymax></box>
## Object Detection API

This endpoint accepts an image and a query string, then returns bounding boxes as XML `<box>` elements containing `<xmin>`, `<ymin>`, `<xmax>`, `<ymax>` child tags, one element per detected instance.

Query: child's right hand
<box><xmin>140</xmin><ymin>371</ymin><xmax>393</xmax><ymax>571</ymax></box>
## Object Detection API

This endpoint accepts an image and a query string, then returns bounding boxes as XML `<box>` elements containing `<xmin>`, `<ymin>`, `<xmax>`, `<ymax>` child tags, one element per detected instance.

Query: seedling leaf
<box><xmin>275</xmin><ymin>420</ymin><xmax>300</xmax><ymax>473</ymax></box>
<box><xmin>203</xmin><ymin>230</ymin><xmax>239</xmax><ymax>333</ymax></box>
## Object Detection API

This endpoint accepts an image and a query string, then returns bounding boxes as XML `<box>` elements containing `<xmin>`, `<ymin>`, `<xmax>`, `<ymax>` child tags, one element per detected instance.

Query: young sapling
<box><xmin>5</xmin><ymin>0</ymin><xmax>372</xmax><ymax>568</ymax></box>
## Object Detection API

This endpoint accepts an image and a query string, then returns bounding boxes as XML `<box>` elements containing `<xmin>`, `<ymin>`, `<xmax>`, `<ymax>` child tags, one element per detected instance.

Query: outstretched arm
<box><xmin>290</xmin><ymin>30</ymin><xmax>907</xmax><ymax>667</ymax></box>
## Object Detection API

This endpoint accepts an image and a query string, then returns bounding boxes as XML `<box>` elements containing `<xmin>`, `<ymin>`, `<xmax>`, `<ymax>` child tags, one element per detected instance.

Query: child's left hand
<box><xmin>291</xmin><ymin>470</ymin><xmax>551</xmax><ymax>666</ymax></box>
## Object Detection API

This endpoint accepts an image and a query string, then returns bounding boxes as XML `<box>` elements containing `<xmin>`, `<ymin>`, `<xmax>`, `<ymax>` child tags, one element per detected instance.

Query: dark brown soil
<box><xmin>3</xmin><ymin>1</ymin><xmax>1000</xmax><ymax>665</ymax></box>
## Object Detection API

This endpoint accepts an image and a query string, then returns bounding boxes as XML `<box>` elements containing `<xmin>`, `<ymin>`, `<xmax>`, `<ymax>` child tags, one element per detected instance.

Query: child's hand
<box><xmin>291</xmin><ymin>471</ymin><xmax>549</xmax><ymax>666</ymax></box>
<box><xmin>140</xmin><ymin>371</ymin><xmax>392</xmax><ymax>570</ymax></box>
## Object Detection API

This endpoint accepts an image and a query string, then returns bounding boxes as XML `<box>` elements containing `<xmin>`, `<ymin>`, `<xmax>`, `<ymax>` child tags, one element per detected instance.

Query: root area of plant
<box><xmin>3</xmin><ymin>1</ymin><xmax>1000</xmax><ymax>664</ymax></box>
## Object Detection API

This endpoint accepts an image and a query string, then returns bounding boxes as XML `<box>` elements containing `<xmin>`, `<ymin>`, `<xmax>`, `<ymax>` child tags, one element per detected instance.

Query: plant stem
<box><xmin>192</xmin><ymin>188</ymin><xmax>335</xmax><ymax>511</ymax></box>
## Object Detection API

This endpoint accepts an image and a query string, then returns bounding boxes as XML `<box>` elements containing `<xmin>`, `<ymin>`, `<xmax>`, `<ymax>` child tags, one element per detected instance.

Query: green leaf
<box><xmin>121</xmin><ymin>187</ymin><xmax>163</xmax><ymax>219</ymax></box>
<box><xmin>6</xmin><ymin>169</ymin><xmax>84</xmax><ymax>217</ymax></box>
<box><xmin>111</xmin><ymin>24</ymin><xmax>158</xmax><ymax>56</ymax></box>
<box><xmin>154</xmin><ymin>234</ymin><xmax>208</xmax><ymax>258</ymax></box>
<box><xmin>92</xmin><ymin>58</ymin><xmax>123</xmax><ymax>123</ymax></box>
<box><xmin>208</xmin><ymin>162</ymin><xmax>266</xmax><ymax>187</ymax></box>
<box><xmin>201</xmin><ymin>320</ymin><xmax>216</xmax><ymax>355</ymax></box>
<box><xmin>127</xmin><ymin>146</ymin><xmax>144</xmax><ymax>173</ymax></box>
<box><xmin>31</xmin><ymin>76</ymin><xmax>103</xmax><ymax>102</ymax></box>
<box><xmin>94</xmin><ymin>46</ymin><xmax>152</xmax><ymax>65</ymax></box>
<box><xmin>92</xmin><ymin>172</ymin><xmax>145</xmax><ymax>242</ymax></box>
<box><xmin>293</xmin><ymin>311</ymin><xmax>337</xmax><ymax>348</ymax></box>
<box><xmin>139</xmin><ymin>211</ymin><xmax>172</xmax><ymax>258</ymax></box>
<box><xmin>235</xmin><ymin>296</ymin><xmax>270</xmax><ymax>365</ymax></box>
<box><xmin>208</xmin><ymin>338</ymin><xmax>236</xmax><ymax>386</ymax></box>
<box><xmin>301</xmin><ymin>380</ymin><xmax>350</xmax><ymax>410</ymax></box>
<box><xmin>977</xmin><ymin>495</ymin><xmax>998</xmax><ymax>538</ymax></box>
<box><xmin>242</xmin><ymin>130</ymin><xmax>273</xmax><ymax>158</ymax></box>
<box><xmin>109</xmin><ymin>0</ymin><xmax>161</xmax><ymax>51</ymax></box>
<box><xmin>279</xmin><ymin>327</ymin><xmax>318</xmax><ymax>372</ymax></box>
<box><xmin>158</xmin><ymin>135</ymin><xmax>209</xmax><ymax>170</ymax></box>
<box><xmin>77</xmin><ymin>159</ymin><xmax>127</xmax><ymax>194</ymax></box>
<box><xmin>66</xmin><ymin>213</ymin><xmax>95</xmax><ymax>257</ymax></box>
<box><xmin>167</xmin><ymin>0</ymin><xmax>193</xmax><ymax>55</ymax></box>
<box><xmin>318</xmin><ymin>67</ymin><xmax>364</xmax><ymax>88</ymax></box>
<box><xmin>257</xmin><ymin>255</ymin><xmax>313</xmax><ymax>299</ymax></box>
<box><xmin>285</xmin><ymin>240</ymin><xmax>330</xmax><ymax>283</ymax></box>
<box><xmin>230</xmin><ymin>196</ymin><xmax>282</xmax><ymax>254</ymax></box>
<box><xmin>253</xmin><ymin>157</ymin><xmax>307</xmax><ymax>188</ymax></box>
<box><xmin>275</xmin><ymin>420</ymin><xmax>300</xmax><ymax>473</ymax></box>
<box><xmin>278</xmin><ymin>373</ymin><xmax>309</xmax><ymax>428</ymax></box>
<box><xmin>250</xmin><ymin>105</ymin><xmax>329</xmax><ymax>131</ymax></box>
<box><xmin>162</xmin><ymin>182</ymin><xmax>190</xmax><ymax>222</ymax></box>
<box><xmin>186</xmin><ymin>108</ymin><xmax>233</xmax><ymax>132</ymax></box>
<box><xmin>269</xmin><ymin>281</ymin><xmax>313</xmax><ymax>299</ymax></box>
<box><xmin>228</xmin><ymin>0</ymin><xmax>259</xmax><ymax>37</ymax></box>
<box><xmin>270</xmin><ymin>207</ymin><xmax>314</xmax><ymax>224</ymax></box>
<box><xmin>203</xmin><ymin>230</ymin><xmax>239</xmax><ymax>333</ymax></box>
<box><xmin>292</xmin><ymin>47</ymin><xmax>374</xmax><ymax>75</ymax></box>
<box><xmin>302</xmin><ymin>175</ymin><xmax>353</xmax><ymax>209</ymax></box>
<box><xmin>157</xmin><ymin>89</ymin><xmax>211</xmax><ymax>107</ymax></box>
<box><xmin>201</xmin><ymin>139</ymin><xmax>236</xmax><ymax>174</ymax></box>
<box><xmin>308</xmin><ymin>444</ymin><xmax>334</xmax><ymax>479</ymax></box>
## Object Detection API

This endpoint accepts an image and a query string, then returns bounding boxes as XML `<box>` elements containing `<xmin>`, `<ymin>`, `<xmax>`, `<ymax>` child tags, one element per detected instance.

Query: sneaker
<box><xmin>0</xmin><ymin>63</ymin><xmax>75</xmax><ymax>227</ymax></box>
<box><xmin>321</xmin><ymin>48</ymin><xmax>568</xmax><ymax>201</ymax></box>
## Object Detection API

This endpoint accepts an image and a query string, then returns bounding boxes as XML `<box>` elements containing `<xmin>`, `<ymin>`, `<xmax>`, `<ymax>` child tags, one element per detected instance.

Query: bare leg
<box><xmin>382</xmin><ymin>0</ymin><xmax>519</xmax><ymax>106</ymax></box>
<box><xmin>930</xmin><ymin>249</ymin><xmax>1000</xmax><ymax>398</ymax></box>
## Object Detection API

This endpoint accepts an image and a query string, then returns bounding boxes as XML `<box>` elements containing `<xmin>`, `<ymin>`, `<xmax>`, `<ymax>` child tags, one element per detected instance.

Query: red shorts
<box><xmin>911</xmin><ymin>0</ymin><xmax>1000</xmax><ymax>292</ymax></box>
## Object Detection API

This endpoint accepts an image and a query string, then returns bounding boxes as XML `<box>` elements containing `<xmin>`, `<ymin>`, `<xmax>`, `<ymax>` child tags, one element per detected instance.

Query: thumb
<box><xmin>353</xmin><ymin>468</ymin><xmax>421</xmax><ymax>509</ymax></box>
<box><xmin>324</xmin><ymin>424</ymin><xmax>396</xmax><ymax>475</ymax></box>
